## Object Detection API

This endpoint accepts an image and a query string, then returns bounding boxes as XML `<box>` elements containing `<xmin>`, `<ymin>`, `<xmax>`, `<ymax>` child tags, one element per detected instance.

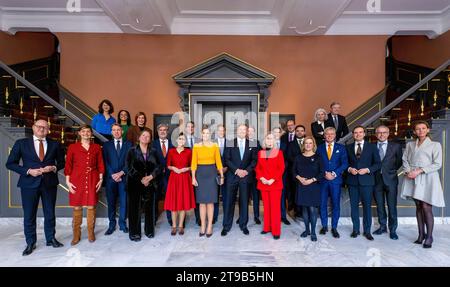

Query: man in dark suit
<box><xmin>286</xmin><ymin>125</ymin><xmax>306</xmax><ymax>216</ymax></box>
<box><xmin>346</xmin><ymin>126</ymin><xmax>381</xmax><ymax>241</ymax></box>
<box><xmin>273</xmin><ymin>127</ymin><xmax>291</xmax><ymax>225</ymax></box>
<box><xmin>6</xmin><ymin>119</ymin><xmax>65</xmax><ymax>256</ymax></box>
<box><xmin>373</xmin><ymin>125</ymin><xmax>403</xmax><ymax>240</ymax></box>
<box><xmin>152</xmin><ymin>123</ymin><xmax>173</xmax><ymax>226</ymax></box>
<box><xmin>103</xmin><ymin>123</ymin><xmax>133</xmax><ymax>235</ymax></box>
<box><xmin>317</xmin><ymin>127</ymin><xmax>348</xmax><ymax>238</ymax></box>
<box><xmin>221</xmin><ymin>124</ymin><xmax>257</xmax><ymax>236</ymax></box>
<box><xmin>247</xmin><ymin>126</ymin><xmax>262</xmax><ymax>224</ymax></box>
<box><xmin>325</xmin><ymin>102</ymin><xmax>349</xmax><ymax>142</ymax></box>
<box><xmin>213</xmin><ymin>124</ymin><xmax>227</xmax><ymax>224</ymax></box>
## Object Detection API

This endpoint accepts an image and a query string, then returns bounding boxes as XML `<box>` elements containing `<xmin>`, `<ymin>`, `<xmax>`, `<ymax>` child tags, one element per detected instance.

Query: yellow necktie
<box><xmin>327</xmin><ymin>144</ymin><xmax>332</xmax><ymax>160</ymax></box>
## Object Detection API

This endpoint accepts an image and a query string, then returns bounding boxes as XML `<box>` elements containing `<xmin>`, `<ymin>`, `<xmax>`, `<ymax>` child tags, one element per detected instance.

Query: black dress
<box><xmin>293</xmin><ymin>153</ymin><xmax>324</xmax><ymax>207</ymax></box>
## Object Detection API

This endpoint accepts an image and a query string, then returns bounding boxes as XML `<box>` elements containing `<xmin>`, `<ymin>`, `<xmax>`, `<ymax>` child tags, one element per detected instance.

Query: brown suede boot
<box><xmin>71</xmin><ymin>209</ymin><xmax>83</xmax><ymax>246</ymax></box>
<box><xmin>87</xmin><ymin>208</ymin><xmax>96</xmax><ymax>242</ymax></box>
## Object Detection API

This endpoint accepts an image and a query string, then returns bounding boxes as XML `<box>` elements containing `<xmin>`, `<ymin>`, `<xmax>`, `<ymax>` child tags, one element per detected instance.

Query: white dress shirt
<box><xmin>114</xmin><ymin>138</ymin><xmax>122</xmax><ymax>150</ymax></box>
<box><xmin>33</xmin><ymin>135</ymin><xmax>47</xmax><ymax>157</ymax></box>
<box><xmin>160</xmin><ymin>138</ymin><xmax>168</xmax><ymax>153</ymax></box>
<box><xmin>354</xmin><ymin>140</ymin><xmax>365</xmax><ymax>155</ymax></box>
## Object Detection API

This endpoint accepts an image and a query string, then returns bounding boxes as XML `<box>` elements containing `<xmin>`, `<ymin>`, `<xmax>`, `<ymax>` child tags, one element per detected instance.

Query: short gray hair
<box><xmin>157</xmin><ymin>123</ymin><xmax>169</xmax><ymax>130</ymax></box>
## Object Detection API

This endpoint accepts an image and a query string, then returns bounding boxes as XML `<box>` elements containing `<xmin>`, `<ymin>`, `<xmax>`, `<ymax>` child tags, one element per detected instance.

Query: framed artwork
<box><xmin>269</xmin><ymin>113</ymin><xmax>295</xmax><ymax>132</ymax></box>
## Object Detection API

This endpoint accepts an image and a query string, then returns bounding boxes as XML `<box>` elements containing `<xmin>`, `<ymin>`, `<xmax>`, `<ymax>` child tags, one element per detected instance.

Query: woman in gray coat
<box><xmin>400</xmin><ymin>120</ymin><xmax>445</xmax><ymax>248</ymax></box>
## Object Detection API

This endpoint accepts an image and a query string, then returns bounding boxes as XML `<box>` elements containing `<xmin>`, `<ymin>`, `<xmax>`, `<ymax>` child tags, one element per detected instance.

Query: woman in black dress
<box><xmin>126</xmin><ymin>129</ymin><xmax>161</xmax><ymax>241</ymax></box>
<box><xmin>311</xmin><ymin>108</ymin><xmax>328</xmax><ymax>146</ymax></box>
<box><xmin>293</xmin><ymin>136</ymin><xmax>324</xmax><ymax>241</ymax></box>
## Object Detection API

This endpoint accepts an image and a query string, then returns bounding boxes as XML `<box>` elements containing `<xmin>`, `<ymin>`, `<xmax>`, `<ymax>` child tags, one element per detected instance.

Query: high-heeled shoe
<box><xmin>414</xmin><ymin>234</ymin><xmax>426</xmax><ymax>244</ymax></box>
<box><xmin>423</xmin><ymin>237</ymin><xmax>433</xmax><ymax>249</ymax></box>
<box><xmin>199</xmin><ymin>232</ymin><xmax>205</xmax><ymax>237</ymax></box>
<box><xmin>178</xmin><ymin>227</ymin><xmax>184</xmax><ymax>236</ymax></box>
<box><xmin>171</xmin><ymin>227</ymin><xmax>177</xmax><ymax>236</ymax></box>
<box><xmin>206</xmin><ymin>227</ymin><xmax>213</xmax><ymax>238</ymax></box>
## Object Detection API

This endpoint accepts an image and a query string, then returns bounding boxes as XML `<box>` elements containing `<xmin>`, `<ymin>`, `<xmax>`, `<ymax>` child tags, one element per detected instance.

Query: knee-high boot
<box><xmin>87</xmin><ymin>208</ymin><xmax>96</xmax><ymax>242</ymax></box>
<box><xmin>71</xmin><ymin>209</ymin><xmax>83</xmax><ymax>246</ymax></box>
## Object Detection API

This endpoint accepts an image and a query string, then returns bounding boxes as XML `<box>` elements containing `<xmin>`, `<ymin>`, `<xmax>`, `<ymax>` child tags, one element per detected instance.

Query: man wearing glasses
<box><xmin>373</xmin><ymin>125</ymin><xmax>403</xmax><ymax>240</ymax></box>
<box><xmin>6</xmin><ymin>119</ymin><xmax>65</xmax><ymax>256</ymax></box>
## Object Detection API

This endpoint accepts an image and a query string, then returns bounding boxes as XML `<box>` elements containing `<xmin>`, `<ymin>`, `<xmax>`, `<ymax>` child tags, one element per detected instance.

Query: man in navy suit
<box><xmin>373</xmin><ymin>125</ymin><xmax>403</xmax><ymax>240</ymax></box>
<box><xmin>6</xmin><ymin>119</ymin><xmax>65</xmax><ymax>256</ymax></box>
<box><xmin>346</xmin><ymin>126</ymin><xmax>381</xmax><ymax>241</ymax></box>
<box><xmin>213</xmin><ymin>124</ymin><xmax>227</xmax><ymax>224</ymax></box>
<box><xmin>152</xmin><ymin>123</ymin><xmax>173</xmax><ymax>226</ymax></box>
<box><xmin>273</xmin><ymin>127</ymin><xmax>291</xmax><ymax>225</ymax></box>
<box><xmin>317</xmin><ymin>127</ymin><xmax>348</xmax><ymax>238</ymax></box>
<box><xmin>221</xmin><ymin>124</ymin><xmax>257</xmax><ymax>236</ymax></box>
<box><xmin>286</xmin><ymin>125</ymin><xmax>306</xmax><ymax>218</ymax></box>
<box><xmin>103</xmin><ymin>123</ymin><xmax>132</xmax><ymax>235</ymax></box>
<box><xmin>325</xmin><ymin>102</ymin><xmax>349</xmax><ymax>142</ymax></box>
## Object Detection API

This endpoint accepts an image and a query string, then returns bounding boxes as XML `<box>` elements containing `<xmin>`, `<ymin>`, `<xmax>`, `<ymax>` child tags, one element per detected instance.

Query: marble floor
<box><xmin>1</xmin><ymin>210</ymin><xmax>450</xmax><ymax>267</ymax></box>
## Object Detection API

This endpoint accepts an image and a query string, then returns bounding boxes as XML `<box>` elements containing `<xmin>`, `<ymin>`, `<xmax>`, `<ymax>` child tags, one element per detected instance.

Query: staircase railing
<box><xmin>0</xmin><ymin>60</ymin><xmax>108</xmax><ymax>142</ymax></box>
<box><xmin>339</xmin><ymin>59</ymin><xmax>450</xmax><ymax>144</ymax></box>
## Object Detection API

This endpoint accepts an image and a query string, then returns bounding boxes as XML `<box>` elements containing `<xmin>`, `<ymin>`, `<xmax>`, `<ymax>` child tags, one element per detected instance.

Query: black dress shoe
<box><xmin>273</xmin><ymin>235</ymin><xmax>280</xmax><ymax>240</ymax></box>
<box><xmin>260</xmin><ymin>230</ymin><xmax>269</xmax><ymax>235</ymax></box>
<box><xmin>350</xmin><ymin>231</ymin><xmax>360</xmax><ymax>238</ymax></box>
<box><xmin>145</xmin><ymin>232</ymin><xmax>154</xmax><ymax>238</ymax></box>
<box><xmin>300</xmin><ymin>231</ymin><xmax>310</xmax><ymax>238</ymax></box>
<box><xmin>363</xmin><ymin>233</ymin><xmax>374</xmax><ymax>241</ymax></box>
<box><xmin>46</xmin><ymin>238</ymin><xmax>64</xmax><ymax>248</ymax></box>
<box><xmin>129</xmin><ymin>235</ymin><xmax>141</xmax><ymax>242</ymax></box>
<box><xmin>221</xmin><ymin>229</ymin><xmax>228</xmax><ymax>236</ymax></box>
<box><xmin>311</xmin><ymin>234</ymin><xmax>317</xmax><ymax>242</ymax></box>
<box><xmin>22</xmin><ymin>243</ymin><xmax>36</xmax><ymax>256</ymax></box>
<box><xmin>331</xmin><ymin>228</ymin><xmax>340</xmax><ymax>238</ymax></box>
<box><xmin>281</xmin><ymin>218</ymin><xmax>291</xmax><ymax>225</ymax></box>
<box><xmin>104</xmin><ymin>227</ymin><xmax>115</xmax><ymax>236</ymax></box>
<box><xmin>120</xmin><ymin>227</ymin><xmax>129</xmax><ymax>233</ymax></box>
<box><xmin>373</xmin><ymin>226</ymin><xmax>387</xmax><ymax>235</ymax></box>
<box><xmin>319</xmin><ymin>227</ymin><xmax>328</xmax><ymax>235</ymax></box>
<box><xmin>254</xmin><ymin>218</ymin><xmax>261</xmax><ymax>225</ymax></box>
<box><xmin>390</xmin><ymin>232</ymin><xmax>399</xmax><ymax>240</ymax></box>
<box><xmin>242</xmin><ymin>228</ymin><xmax>249</xmax><ymax>235</ymax></box>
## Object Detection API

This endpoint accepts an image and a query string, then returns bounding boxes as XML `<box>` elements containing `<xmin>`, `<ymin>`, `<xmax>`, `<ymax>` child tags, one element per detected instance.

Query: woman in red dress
<box><xmin>164</xmin><ymin>133</ymin><xmax>196</xmax><ymax>236</ymax></box>
<box><xmin>255</xmin><ymin>133</ymin><xmax>285</xmax><ymax>240</ymax></box>
<box><xmin>65</xmin><ymin>125</ymin><xmax>105</xmax><ymax>245</ymax></box>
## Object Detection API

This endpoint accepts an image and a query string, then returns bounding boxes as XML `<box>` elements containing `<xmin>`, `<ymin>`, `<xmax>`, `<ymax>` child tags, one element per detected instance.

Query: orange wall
<box><xmin>392</xmin><ymin>31</ymin><xmax>450</xmax><ymax>68</ymax></box>
<box><xmin>0</xmin><ymin>32</ymin><xmax>55</xmax><ymax>65</ymax></box>
<box><xmin>56</xmin><ymin>33</ymin><xmax>388</xmax><ymax>130</ymax></box>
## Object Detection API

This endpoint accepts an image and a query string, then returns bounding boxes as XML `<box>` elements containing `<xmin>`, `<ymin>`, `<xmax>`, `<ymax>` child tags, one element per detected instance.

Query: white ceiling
<box><xmin>0</xmin><ymin>0</ymin><xmax>448</xmax><ymax>37</ymax></box>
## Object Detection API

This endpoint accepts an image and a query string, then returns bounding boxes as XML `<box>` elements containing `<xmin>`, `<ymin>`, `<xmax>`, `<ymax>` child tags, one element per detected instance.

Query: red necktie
<box><xmin>162</xmin><ymin>140</ymin><xmax>167</xmax><ymax>158</ymax></box>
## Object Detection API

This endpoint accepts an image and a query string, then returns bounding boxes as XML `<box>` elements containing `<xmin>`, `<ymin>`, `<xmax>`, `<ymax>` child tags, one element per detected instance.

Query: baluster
<box><xmin>420</xmin><ymin>99</ymin><xmax>424</xmax><ymax>116</ymax></box>
<box><xmin>33</xmin><ymin>107</ymin><xmax>37</xmax><ymax>122</ymax></box>
<box><xmin>47</xmin><ymin>117</ymin><xmax>51</xmax><ymax>135</ymax></box>
<box><xmin>394</xmin><ymin>119</ymin><xmax>398</xmax><ymax>136</ymax></box>
<box><xmin>433</xmin><ymin>90</ymin><xmax>438</xmax><ymax>107</ymax></box>
<box><xmin>61</xmin><ymin>126</ymin><xmax>64</xmax><ymax>144</ymax></box>
<box><xmin>407</xmin><ymin>109</ymin><xmax>411</xmax><ymax>126</ymax></box>
<box><xmin>5</xmin><ymin>87</ymin><xmax>9</xmax><ymax>105</ymax></box>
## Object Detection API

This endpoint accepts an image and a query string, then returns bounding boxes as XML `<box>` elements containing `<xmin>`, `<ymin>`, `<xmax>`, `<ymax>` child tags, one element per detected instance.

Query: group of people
<box><xmin>5</xmin><ymin>100</ymin><xmax>445</xmax><ymax>256</ymax></box>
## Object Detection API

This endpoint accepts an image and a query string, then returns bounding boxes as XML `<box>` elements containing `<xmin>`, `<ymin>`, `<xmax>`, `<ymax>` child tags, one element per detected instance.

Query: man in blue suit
<box><xmin>152</xmin><ymin>123</ymin><xmax>173</xmax><ymax>226</ymax></box>
<box><xmin>317</xmin><ymin>127</ymin><xmax>348</xmax><ymax>238</ymax></box>
<box><xmin>6</xmin><ymin>119</ymin><xmax>65</xmax><ymax>256</ymax></box>
<box><xmin>221</xmin><ymin>124</ymin><xmax>257</xmax><ymax>236</ymax></box>
<box><xmin>373</xmin><ymin>125</ymin><xmax>403</xmax><ymax>240</ymax></box>
<box><xmin>103</xmin><ymin>123</ymin><xmax>132</xmax><ymax>235</ymax></box>
<box><xmin>346</xmin><ymin>126</ymin><xmax>381</xmax><ymax>241</ymax></box>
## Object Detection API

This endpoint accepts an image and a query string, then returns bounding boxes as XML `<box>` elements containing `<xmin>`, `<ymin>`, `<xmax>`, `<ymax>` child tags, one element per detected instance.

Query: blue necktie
<box><xmin>378</xmin><ymin>142</ymin><xmax>385</xmax><ymax>161</ymax></box>
<box><xmin>239</xmin><ymin>140</ymin><xmax>244</xmax><ymax>160</ymax></box>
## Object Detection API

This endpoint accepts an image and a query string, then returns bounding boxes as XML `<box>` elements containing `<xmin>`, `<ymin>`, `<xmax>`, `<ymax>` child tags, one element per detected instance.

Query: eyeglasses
<box><xmin>34</xmin><ymin>125</ymin><xmax>49</xmax><ymax>130</ymax></box>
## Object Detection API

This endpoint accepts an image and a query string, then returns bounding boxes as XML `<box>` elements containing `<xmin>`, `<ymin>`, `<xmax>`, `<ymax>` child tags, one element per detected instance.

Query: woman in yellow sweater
<box><xmin>191</xmin><ymin>125</ymin><xmax>224</xmax><ymax>237</ymax></box>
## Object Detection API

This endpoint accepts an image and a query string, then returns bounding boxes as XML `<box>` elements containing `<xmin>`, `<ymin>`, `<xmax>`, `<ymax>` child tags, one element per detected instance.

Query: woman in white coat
<box><xmin>400</xmin><ymin>120</ymin><xmax>445</xmax><ymax>249</ymax></box>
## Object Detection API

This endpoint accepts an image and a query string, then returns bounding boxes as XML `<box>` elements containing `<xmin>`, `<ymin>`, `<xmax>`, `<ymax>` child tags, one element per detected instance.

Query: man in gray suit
<box><xmin>373</xmin><ymin>125</ymin><xmax>403</xmax><ymax>240</ymax></box>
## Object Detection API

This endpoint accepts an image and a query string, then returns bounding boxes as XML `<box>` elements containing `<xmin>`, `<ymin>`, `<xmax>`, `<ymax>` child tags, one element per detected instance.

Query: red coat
<box><xmin>65</xmin><ymin>142</ymin><xmax>105</xmax><ymax>206</ymax></box>
<box><xmin>255</xmin><ymin>148</ymin><xmax>285</xmax><ymax>191</ymax></box>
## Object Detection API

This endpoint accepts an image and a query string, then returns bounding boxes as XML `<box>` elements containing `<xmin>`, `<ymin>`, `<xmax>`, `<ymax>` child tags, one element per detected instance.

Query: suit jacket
<box><xmin>125</xmin><ymin>146</ymin><xmax>161</xmax><ymax>190</ymax></box>
<box><xmin>375</xmin><ymin>141</ymin><xmax>403</xmax><ymax>186</ymax></box>
<box><xmin>346</xmin><ymin>141</ymin><xmax>381</xmax><ymax>186</ymax></box>
<box><xmin>151</xmin><ymin>138</ymin><xmax>173</xmax><ymax>191</ymax></box>
<box><xmin>286</xmin><ymin>137</ymin><xmax>303</xmax><ymax>166</ymax></box>
<box><xmin>325</xmin><ymin>113</ymin><xmax>349</xmax><ymax>141</ymax></box>
<box><xmin>214</xmin><ymin>137</ymin><xmax>227</xmax><ymax>166</ymax></box>
<box><xmin>311</xmin><ymin>122</ymin><xmax>325</xmax><ymax>146</ymax></box>
<box><xmin>6</xmin><ymin>137</ymin><xmax>65</xmax><ymax>189</ymax></box>
<box><xmin>102</xmin><ymin>139</ymin><xmax>133</xmax><ymax>183</ymax></box>
<box><xmin>224</xmin><ymin>138</ymin><xmax>257</xmax><ymax>182</ymax></box>
<box><xmin>255</xmin><ymin>148</ymin><xmax>285</xmax><ymax>191</ymax></box>
<box><xmin>317</xmin><ymin>142</ymin><xmax>348</xmax><ymax>185</ymax></box>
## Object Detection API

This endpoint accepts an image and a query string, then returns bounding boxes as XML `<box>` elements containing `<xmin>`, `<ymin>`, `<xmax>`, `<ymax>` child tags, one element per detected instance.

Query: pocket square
<box><xmin>336</xmin><ymin>150</ymin><xmax>340</xmax><ymax>153</ymax></box>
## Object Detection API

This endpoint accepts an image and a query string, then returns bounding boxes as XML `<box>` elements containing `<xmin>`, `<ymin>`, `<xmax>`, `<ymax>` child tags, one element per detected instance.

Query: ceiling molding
<box><xmin>171</xmin><ymin>18</ymin><xmax>279</xmax><ymax>35</ymax></box>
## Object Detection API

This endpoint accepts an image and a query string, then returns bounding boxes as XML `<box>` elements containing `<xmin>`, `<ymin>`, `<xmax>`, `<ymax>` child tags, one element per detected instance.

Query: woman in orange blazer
<box><xmin>255</xmin><ymin>133</ymin><xmax>285</xmax><ymax>239</ymax></box>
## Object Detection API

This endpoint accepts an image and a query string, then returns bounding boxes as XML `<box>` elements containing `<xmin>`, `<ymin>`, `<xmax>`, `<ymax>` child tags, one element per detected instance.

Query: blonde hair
<box><xmin>301</xmin><ymin>136</ymin><xmax>317</xmax><ymax>153</ymax></box>
<box><xmin>313</xmin><ymin>108</ymin><xmax>328</xmax><ymax>122</ymax></box>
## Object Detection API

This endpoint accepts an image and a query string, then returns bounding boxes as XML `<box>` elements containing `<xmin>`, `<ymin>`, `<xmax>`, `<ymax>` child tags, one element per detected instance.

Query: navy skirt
<box><xmin>195</xmin><ymin>164</ymin><xmax>218</xmax><ymax>204</ymax></box>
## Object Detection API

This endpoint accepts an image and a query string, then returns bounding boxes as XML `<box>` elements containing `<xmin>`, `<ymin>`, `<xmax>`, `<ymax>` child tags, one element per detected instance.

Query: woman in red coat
<box><xmin>255</xmin><ymin>133</ymin><xmax>285</xmax><ymax>239</ymax></box>
<box><xmin>65</xmin><ymin>125</ymin><xmax>105</xmax><ymax>245</ymax></box>
<box><xmin>164</xmin><ymin>133</ymin><xmax>196</xmax><ymax>236</ymax></box>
